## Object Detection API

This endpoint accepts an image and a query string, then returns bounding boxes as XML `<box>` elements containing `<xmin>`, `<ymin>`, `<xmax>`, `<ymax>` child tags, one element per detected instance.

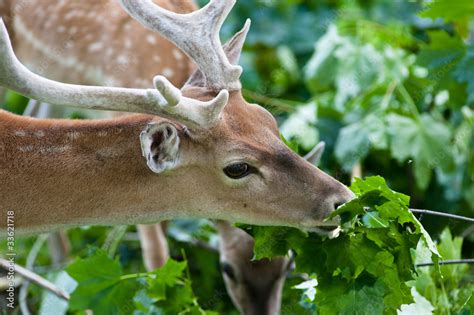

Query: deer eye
<box><xmin>221</xmin><ymin>262</ymin><xmax>236</xmax><ymax>281</ymax></box>
<box><xmin>223</xmin><ymin>163</ymin><xmax>251</xmax><ymax>179</ymax></box>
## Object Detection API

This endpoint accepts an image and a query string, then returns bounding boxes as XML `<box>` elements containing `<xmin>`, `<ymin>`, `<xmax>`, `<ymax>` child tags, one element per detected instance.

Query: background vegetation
<box><xmin>1</xmin><ymin>0</ymin><xmax>473</xmax><ymax>314</ymax></box>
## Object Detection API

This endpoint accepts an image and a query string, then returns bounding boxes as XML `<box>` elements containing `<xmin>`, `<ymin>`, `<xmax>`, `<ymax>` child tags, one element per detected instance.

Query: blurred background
<box><xmin>1</xmin><ymin>0</ymin><xmax>473</xmax><ymax>313</ymax></box>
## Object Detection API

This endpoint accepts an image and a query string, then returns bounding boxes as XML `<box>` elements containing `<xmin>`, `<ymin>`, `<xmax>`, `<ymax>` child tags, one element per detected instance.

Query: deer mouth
<box><xmin>308</xmin><ymin>226</ymin><xmax>341</xmax><ymax>239</ymax></box>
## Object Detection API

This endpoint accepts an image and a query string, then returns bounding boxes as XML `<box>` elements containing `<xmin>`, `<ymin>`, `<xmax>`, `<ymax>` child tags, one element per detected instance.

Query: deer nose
<box><xmin>320</xmin><ymin>185</ymin><xmax>354</xmax><ymax>220</ymax></box>
<box><xmin>334</xmin><ymin>201</ymin><xmax>345</xmax><ymax>210</ymax></box>
<box><xmin>333</xmin><ymin>189</ymin><xmax>354</xmax><ymax>209</ymax></box>
<box><xmin>335</xmin><ymin>186</ymin><xmax>355</xmax><ymax>208</ymax></box>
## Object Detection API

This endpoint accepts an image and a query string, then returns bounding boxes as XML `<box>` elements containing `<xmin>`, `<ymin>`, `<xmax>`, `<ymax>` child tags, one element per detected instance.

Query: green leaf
<box><xmin>398</xmin><ymin>288</ymin><xmax>435</xmax><ymax>315</ymax></box>
<box><xmin>145</xmin><ymin>259</ymin><xmax>210</xmax><ymax>314</ymax></box>
<box><xmin>152</xmin><ymin>259</ymin><xmax>188</xmax><ymax>287</ymax></box>
<box><xmin>333</xmin><ymin>42</ymin><xmax>383</xmax><ymax>109</ymax></box>
<box><xmin>316</xmin><ymin>279</ymin><xmax>386</xmax><ymax>315</ymax></box>
<box><xmin>305</xmin><ymin>25</ymin><xmax>341</xmax><ymax>93</ymax></box>
<box><xmin>411</xmin><ymin>228</ymin><xmax>473</xmax><ymax>314</ymax></box>
<box><xmin>251</xmin><ymin>177</ymin><xmax>439</xmax><ymax>314</ymax></box>
<box><xmin>453</xmin><ymin>47</ymin><xmax>474</xmax><ymax>102</ymax></box>
<box><xmin>335</xmin><ymin>120</ymin><xmax>371</xmax><ymax>171</ymax></box>
<box><xmin>419</xmin><ymin>0</ymin><xmax>474</xmax><ymax>22</ymax></box>
<box><xmin>251</xmin><ymin>226</ymin><xmax>305</xmax><ymax>260</ymax></box>
<box><xmin>334</xmin><ymin>113</ymin><xmax>390</xmax><ymax>171</ymax></box>
<box><xmin>147</xmin><ymin>259</ymin><xmax>187</xmax><ymax>301</ymax></box>
<box><xmin>2</xmin><ymin>91</ymin><xmax>29</xmax><ymax>114</ymax></box>
<box><xmin>416</xmin><ymin>31</ymin><xmax>465</xmax><ymax>92</ymax></box>
<box><xmin>436</xmin><ymin>228</ymin><xmax>468</xmax><ymax>283</ymax></box>
<box><xmin>280</xmin><ymin>102</ymin><xmax>319</xmax><ymax>151</ymax></box>
<box><xmin>39</xmin><ymin>271</ymin><xmax>77</xmax><ymax>315</ymax></box>
<box><xmin>66</xmin><ymin>249</ymin><xmax>139</xmax><ymax>314</ymax></box>
<box><xmin>387</xmin><ymin>113</ymin><xmax>453</xmax><ymax>190</ymax></box>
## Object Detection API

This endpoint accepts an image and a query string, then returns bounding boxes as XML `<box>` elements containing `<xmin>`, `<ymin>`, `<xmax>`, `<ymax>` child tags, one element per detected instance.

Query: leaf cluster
<box><xmin>243</xmin><ymin>176</ymin><xmax>440</xmax><ymax>314</ymax></box>
<box><xmin>66</xmin><ymin>249</ymin><xmax>216</xmax><ymax>315</ymax></box>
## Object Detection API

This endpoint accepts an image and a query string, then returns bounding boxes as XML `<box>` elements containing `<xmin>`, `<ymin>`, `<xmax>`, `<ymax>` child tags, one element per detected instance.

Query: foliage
<box><xmin>241</xmin><ymin>176</ymin><xmax>440</xmax><ymax>314</ymax></box>
<box><xmin>1</xmin><ymin>0</ymin><xmax>473</xmax><ymax>314</ymax></box>
<box><xmin>411</xmin><ymin>228</ymin><xmax>474</xmax><ymax>315</ymax></box>
<box><xmin>66</xmin><ymin>248</ymin><xmax>216</xmax><ymax>315</ymax></box>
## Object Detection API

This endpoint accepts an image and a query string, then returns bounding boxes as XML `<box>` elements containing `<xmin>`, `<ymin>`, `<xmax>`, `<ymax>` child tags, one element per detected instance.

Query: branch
<box><xmin>416</xmin><ymin>259</ymin><xmax>474</xmax><ymax>267</ymax></box>
<box><xmin>20</xmin><ymin>235</ymin><xmax>48</xmax><ymax>315</ymax></box>
<box><xmin>410</xmin><ymin>209</ymin><xmax>474</xmax><ymax>223</ymax></box>
<box><xmin>242</xmin><ymin>89</ymin><xmax>296</xmax><ymax>113</ymax></box>
<box><xmin>0</xmin><ymin>258</ymin><xmax>70</xmax><ymax>301</ymax></box>
<box><xmin>102</xmin><ymin>225</ymin><xmax>128</xmax><ymax>258</ymax></box>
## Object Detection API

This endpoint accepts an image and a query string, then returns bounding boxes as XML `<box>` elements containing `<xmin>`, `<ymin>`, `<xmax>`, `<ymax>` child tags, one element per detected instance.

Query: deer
<box><xmin>0</xmin><ymin>0</ymin><xmax>352</xmax><ymax>237</ymax></box>
<box><xmin>137</xmin><ymin>144</ymin><xmax>326</xmax><ymax>314</ymax></box>
<box><xmin>0</xmin><ymin>0</ymin><xmax>348</xmax><ymax>314</ymax></box>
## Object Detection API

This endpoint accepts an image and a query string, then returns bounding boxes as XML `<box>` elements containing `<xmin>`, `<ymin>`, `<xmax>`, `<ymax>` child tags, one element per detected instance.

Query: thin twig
<box><xmin>462</xmin><ymin>225</ymin><xmax>474</xmax><ymax>238</ymax></box>
<box><xmin>102</xmin><ymin>225</ymin><xmax>128</xmax><ymax>258</ymax></box>
<box><xmin>0</xmin><ymin>259</ymin><xmax>70</xmax><ymax>301</ymax></box>
<box><xmin>242</xmin><ymin>89</ymin><xmax>296</xmax><ymax>113</ymax></box>
<box><xmin>416</xmin><ymin>259</ymin><xmax>474</xmax><ymax>267</ymax></box>
<box><xmin>410</xmin><ymin>209</ymin><xmax>474</xmax><ymax>223</ymax></box>
<box><xmin>20</xmin><ymin>234</ymin><xmax>49</xmax><ymax>315</ymax></box>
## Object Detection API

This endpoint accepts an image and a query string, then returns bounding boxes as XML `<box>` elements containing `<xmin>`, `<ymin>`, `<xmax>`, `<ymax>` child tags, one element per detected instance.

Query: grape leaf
<box><xmin>411</xmin><ymin>228</ymin><xmax>473</xmax><ymax>314</ymax></box>
<box><xmin>416</xmin><ymin>31</ymin><xmax>465</xmax><ymax>92</ymax></box>
<box><xmin>146</xmin><ymin>259</ymin><xmax>214</xmax><ymax>314</ymax></box>
<box><xmin>387</xmin><ymin>113</ymin><xmax>453</xmax><ymax>190</ymax></box>
<box><xmin>335</xmin><ymin>114</ymin><xmax>389</xmax><ymax>171</ymax></box>
<box><xmin>305</xmin><ymin>25</ymin><xmax>342</xmax><ymax>93</ymax></box>
<box><xmin>66</xmin><ymin>249</ymin><xmax>139</xmax><ymax>314</ymax></box>
<box><xmin>334</xmin><ymin>120</ymin><xmax>371</xmax><ymax>171</ymax></box>
<box><xmin>453</xmin><ymin>47</ymin><xmax>474</xmax><ymax>103</ymax></box>
<box><xmin>249</xmin><ymin>176</ymin><xmax>439</xmax><ymax>314</ymax></box>
<box><xmin>280</xmin><ymin>102</ymin><xmax>319</xmax><ymax>151</ymax></box>
<box><xmin>419</xmin><ymin>0</ymin><xmax>474</xmax><ymax>22</ymax></box>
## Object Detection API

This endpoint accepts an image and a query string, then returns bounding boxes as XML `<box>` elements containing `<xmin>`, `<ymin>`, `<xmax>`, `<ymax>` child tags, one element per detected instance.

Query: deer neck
<box><xmin>0</xmin><ymin>111</ymin><xmax>180</xmax><ymax>235</ymax></box>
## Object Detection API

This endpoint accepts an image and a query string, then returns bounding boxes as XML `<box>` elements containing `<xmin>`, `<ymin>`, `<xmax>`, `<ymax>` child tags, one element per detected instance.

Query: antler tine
<box><xmin>120</xmin><ymin>0</ymin><xmax>242</xmax><ymax>91</ymax></box>
<box><xmin>0</xmin><ymin>19</ymin><xmax>227</xmax><ymax>127</ymax></box>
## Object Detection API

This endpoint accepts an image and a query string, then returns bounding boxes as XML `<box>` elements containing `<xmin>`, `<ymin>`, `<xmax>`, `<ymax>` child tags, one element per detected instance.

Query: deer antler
<box><xmin>0</xmin><ymin>19</ymin><xmax>228</xmax><ymax>127</ymax></box>
<box><xmin>120</xmin><ymin>0</ymin><xmax>242</xmax><ymax>91</ymax></box>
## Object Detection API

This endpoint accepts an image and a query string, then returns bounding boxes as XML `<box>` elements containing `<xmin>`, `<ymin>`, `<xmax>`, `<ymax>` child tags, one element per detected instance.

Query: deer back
<box><xmin>7</xmin><ymin>0</ymin><xmax>196</xmax><ymax>88</ymax></box>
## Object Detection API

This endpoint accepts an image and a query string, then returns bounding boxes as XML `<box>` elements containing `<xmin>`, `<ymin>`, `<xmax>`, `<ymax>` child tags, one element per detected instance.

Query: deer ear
<box><xmin>140</xmin><ymin>122</ymin><xmax>180</xmax><ymax>174</ymax></box>
<box><xmin>184</xmin><ymin>19</ymin><xmax>251</xmax><ymax>89</ymax></box>
<box><xmin>304</xmin><ymin>141</ymin><xmax>325</xmax><ymax>166</ymax></box>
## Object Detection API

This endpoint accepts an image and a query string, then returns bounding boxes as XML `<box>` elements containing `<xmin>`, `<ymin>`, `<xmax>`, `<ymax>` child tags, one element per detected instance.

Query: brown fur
<box><xmin>0</xmin><ymin>89</ymin><xmax>351</xmax><ymax>235</ymax></box>
<box><xmin>0</xmin><ymin>0</ymin><xmax>12</xmax><ymax>33</ymax></box>
<box><xmin>0</xmin><ymin>111</ymin><xmax>155</xmax><ymax>234</ymax></box>
<box><xmin>8</xmin><ymin>0</ymin><xmax>196</xmax><ymax>87</ymax></box>
<box><xmin>0</xmin><ymin>0</ymin><xmax>352</xmax><ymax>236</ymax></box>
<box><xmin>0</xmin><ymin>2</ymin><xmax>353</xmax><ymax>313</ymax></box>
<box><xmin>217</xmin><ymin>221</ymin><xmax>289</xmax><ymax>315</ymax></box>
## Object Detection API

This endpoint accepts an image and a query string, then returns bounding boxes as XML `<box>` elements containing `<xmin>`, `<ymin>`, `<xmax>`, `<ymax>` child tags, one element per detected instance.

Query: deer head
<box><xmin>213</xmin><ymin>144</ymin><xmax>327</xmax><ymax>314</ymax></box>
<box><xmin>216</xmin><ymin>221</ymin><xmax>289</xmax><ymax>315</ymax></box>
<box><xmin>0</xmin><ymin>0</ymin><xmax>352</xmax><ymax>233</ymax></box>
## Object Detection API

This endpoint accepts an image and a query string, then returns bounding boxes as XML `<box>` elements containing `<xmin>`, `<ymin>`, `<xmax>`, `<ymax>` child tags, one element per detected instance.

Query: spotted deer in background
<box><xmin>0</xmin><ymin>1</ymin><xmax>352</xmax><ymax>313</ymax></box>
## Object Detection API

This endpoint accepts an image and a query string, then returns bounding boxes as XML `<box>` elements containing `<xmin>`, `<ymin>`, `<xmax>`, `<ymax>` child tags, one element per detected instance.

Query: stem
<box><xmin>380</xmin><ymin>81</ymin><xmax>397</xmax><ymax>110</ymax></box>
<box><xmin>410</xmin><ymin>209</ymin><xmax>474</xmax><ymax>223</ymax></box>
<box><xmin>351</xmin><ymin>163</ymin><xmax>362</xmax><ymax>181</ymax></box>
<box><xmin>416</xmin><ymin>259</ymin><xmax>474</xmax><ymax>267</ymax></box>
<box><xmin>20</xmin><ymin>234</ymin><xmax>49</xmax><ymax>315</ymax></box>
<box><xmin>397</xmin><ymin>83</ymin><xmax>419</xmax><ymax>118</ymax></box>
<box><xmin>0</xmin><ymin>258</ymin><xmax>70</xmax><ymax>301</ymax></box>
<box><xmin>102</xmin><ymin>226</ymin><xmax>128</xmax><ymax>258</ymax></box>
<box><xmin>119</xmin><ymin>272</ymin><xmax>149</xmax><ymax>281</ymax></box>
<box><xmin>181</xmin><ymin>249</ymin><xmax>192</xmax><ymax>281</ymax></box>
<box><xmin>242</xmin><ymin>89</ymin><xmax>296</xmax><ymax>113</ymax></box>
